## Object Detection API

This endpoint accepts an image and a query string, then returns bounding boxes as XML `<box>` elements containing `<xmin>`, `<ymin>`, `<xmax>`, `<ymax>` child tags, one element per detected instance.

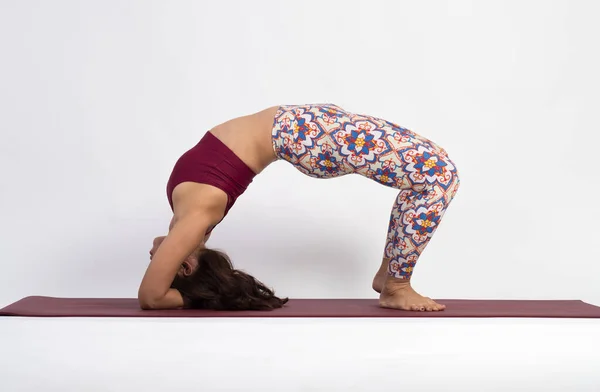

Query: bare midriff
<box><xmin>209</xmin><ymin>106</ymin><xmax>280</xmax><ymax>174</ymax></box>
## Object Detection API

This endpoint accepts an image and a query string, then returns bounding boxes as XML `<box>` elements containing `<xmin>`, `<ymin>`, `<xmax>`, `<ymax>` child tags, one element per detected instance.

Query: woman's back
<box><xmin>209</xmin><ymin>106</ymin><xmax>279</xmax><ymax>174</ymax></box>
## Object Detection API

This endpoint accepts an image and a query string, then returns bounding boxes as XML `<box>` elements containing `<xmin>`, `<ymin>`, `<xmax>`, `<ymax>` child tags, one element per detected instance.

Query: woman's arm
<box><xmin>139</xmin><ymin>184</ymin><xmax>227</xmax><ymax>310</ymax></box>
<box><xmin>138</xmin><ymin>211</ymin><xmax>211</xmax><ymax>310</ymax></box>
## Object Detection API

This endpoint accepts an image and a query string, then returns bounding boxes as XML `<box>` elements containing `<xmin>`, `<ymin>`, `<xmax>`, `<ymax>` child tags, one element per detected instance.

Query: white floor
<box><xmin>1</xmin><ymin>317</ymin><xmax>600</xmax><ymax>392</ymax></box>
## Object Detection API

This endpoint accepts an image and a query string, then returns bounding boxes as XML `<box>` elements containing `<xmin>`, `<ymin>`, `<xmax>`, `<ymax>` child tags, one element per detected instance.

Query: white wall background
<box><xmin>1</xmin><ymin>0</ymin><xmax>599</xmax><ymax>307</ymax></box>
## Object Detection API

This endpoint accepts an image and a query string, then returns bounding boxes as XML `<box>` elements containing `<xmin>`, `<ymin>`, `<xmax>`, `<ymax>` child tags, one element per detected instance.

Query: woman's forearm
<box><xmin>139</xmin><ymin>288</ymin><xmax>184</xmax><ymax>310</ymax></box>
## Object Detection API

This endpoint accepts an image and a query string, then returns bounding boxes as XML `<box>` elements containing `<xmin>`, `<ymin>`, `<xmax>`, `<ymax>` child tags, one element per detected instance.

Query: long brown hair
<box><xmin>171</xmin><ymin>248</ymin><xmax>288</xmax><ymax>310</ymax></box>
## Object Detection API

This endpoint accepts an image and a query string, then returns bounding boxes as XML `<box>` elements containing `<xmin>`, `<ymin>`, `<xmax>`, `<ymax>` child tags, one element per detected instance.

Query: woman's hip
<box><xmin>270</xmin><ymin>104</ymin><xmax>456</xmax><ymax>188</ymax></box>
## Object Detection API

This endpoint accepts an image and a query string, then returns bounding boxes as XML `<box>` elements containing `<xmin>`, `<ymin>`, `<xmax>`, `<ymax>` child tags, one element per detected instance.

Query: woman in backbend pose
<box><xmin>139</xmin><ymin>104</ymin><xmax>460</xmax><ymax>312</ymax></box>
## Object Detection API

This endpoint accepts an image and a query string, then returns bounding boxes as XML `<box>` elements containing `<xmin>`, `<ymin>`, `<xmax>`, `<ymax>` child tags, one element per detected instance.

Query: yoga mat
<box><xmin>1</xmin><ymin>296</ymin><xmax>600</xmax><ymax>318</ymax></box>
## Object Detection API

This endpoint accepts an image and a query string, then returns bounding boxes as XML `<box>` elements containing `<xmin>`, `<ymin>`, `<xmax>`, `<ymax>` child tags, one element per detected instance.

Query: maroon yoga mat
<box><xmin>1</xmin><ymin>296</ymin><xmax>600</xmax><ymax>318</ymax></box>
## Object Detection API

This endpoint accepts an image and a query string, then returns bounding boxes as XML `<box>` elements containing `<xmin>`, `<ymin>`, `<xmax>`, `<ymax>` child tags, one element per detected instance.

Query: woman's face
<box><xmin>149</xmin><ymin>236</ymin><xmax>166</xmax><ymax>260</ymax></box>
<box><xmin>149</xmin><ymin>236</ymin><xmax>201</xmax><ymax>277</ymax></box>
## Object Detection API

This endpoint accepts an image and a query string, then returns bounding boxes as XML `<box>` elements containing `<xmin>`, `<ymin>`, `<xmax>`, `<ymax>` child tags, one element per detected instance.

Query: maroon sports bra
<box><xmin>166</xmin><ymin>131</ymin><xmax>256</xmax><ymax>233</ymax></box>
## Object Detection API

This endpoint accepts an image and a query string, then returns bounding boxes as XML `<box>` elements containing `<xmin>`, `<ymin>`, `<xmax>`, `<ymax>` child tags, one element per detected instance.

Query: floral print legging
<box><xmin>271</xmin><ymin>104</ymin><xmax>461</xmax><ymax>279</ymax></box>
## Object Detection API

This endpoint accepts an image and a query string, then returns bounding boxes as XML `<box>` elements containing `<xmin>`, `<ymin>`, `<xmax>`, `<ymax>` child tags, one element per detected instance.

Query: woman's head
<box><xmin>149</xmin><ymin>236</ymin><xmax>202</xmax><ymax>278</ymax></box>
<box><xmin>170</xmin><ymin>248</ymin><xmax>288</xmax><ymax>311</ymax></box>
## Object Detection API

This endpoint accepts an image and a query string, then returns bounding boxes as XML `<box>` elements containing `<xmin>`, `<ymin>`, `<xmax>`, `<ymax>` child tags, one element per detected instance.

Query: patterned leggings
<box><xmin>271</xmin><ymin>104</ymin><xmax>461</xmax><ymax>279</ymax></box>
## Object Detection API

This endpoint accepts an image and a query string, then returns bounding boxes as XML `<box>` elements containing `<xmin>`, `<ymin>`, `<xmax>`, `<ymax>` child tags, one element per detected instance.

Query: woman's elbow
<box><xmin>138</xmin><ymin>298</ymin><xmax>152</xmax><ymax>310</ymax></box>
<box><xmin>138</xmin><ymin>290</ymin><xmax>161</xmax><ymax>310</ymax></box>
<box><xmin>138</xmin><ymin>296</ymin><xmax>154</xmax><ymax>310</ymax></box>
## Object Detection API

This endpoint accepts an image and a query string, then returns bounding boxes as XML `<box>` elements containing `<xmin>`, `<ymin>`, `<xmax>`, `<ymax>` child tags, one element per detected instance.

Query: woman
<box><xmin>139</xmin><ymin>104</ymin><xmax>460</xmax><ymax>312</ymax></box>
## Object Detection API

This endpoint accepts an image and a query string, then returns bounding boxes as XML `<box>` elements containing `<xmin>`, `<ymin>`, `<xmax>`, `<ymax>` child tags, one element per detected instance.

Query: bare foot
<box><xmin>379</xmin><ymin>277</ymin><xmax>445</xmax><ymax>311</ymax></box>
<box><xmin>372</xmin><ymin>257</ymin><xmax>389</xmax><ymax>293</ymax></box>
